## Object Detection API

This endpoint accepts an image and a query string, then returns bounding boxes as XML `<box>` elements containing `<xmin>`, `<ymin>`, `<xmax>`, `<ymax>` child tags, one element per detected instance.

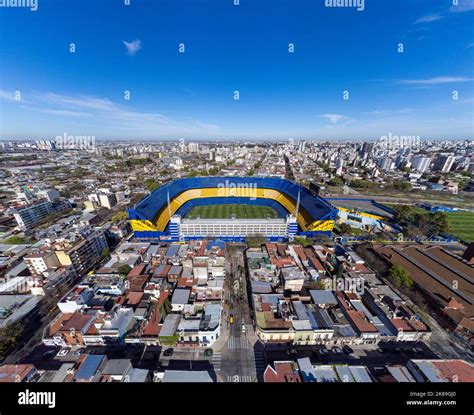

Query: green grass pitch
<box><xmin>445</xmin><ymin>211</ymin><xmax>474</xmax><ymax>242</ymax></box>
<box><xmin>186</xmin><ymin>204</ymin><xmax>279</xmax><ymax>219</ymax></box>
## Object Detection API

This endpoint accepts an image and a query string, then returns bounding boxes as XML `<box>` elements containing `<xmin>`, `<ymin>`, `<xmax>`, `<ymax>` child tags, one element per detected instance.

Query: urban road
<box><xmin>214</xmin><ymin>243</ymin><xmax>264</xmax><ymax>383</ymax></box>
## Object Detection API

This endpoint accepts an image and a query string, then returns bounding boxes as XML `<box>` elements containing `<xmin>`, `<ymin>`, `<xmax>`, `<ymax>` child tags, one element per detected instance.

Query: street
<box><xmin>212</xmin><ymin>243</ymin><xmax>262</xmax><ymax>382</ymax></box>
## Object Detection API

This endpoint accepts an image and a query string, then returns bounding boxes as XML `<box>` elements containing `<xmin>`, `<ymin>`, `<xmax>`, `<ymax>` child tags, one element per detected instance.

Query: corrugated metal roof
<box><xmin>75</xmin><ymin>355</ymin><xmax>105</xmax><ymax>380</ymax></box>
<box><xmin>310</xmin><ymin>290</ymin><xmax>337</xmax><ymax>305</ymax></box>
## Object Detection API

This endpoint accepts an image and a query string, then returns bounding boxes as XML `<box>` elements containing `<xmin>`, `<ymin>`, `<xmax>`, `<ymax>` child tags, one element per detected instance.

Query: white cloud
<box><xmin>123</xmin><ymin>39</ymin><xmax>142</xmax><ymax>56</ymax></box>
<box><xmin>414</xmin><ymin>14</ymin><xmax>444</xmax><ymax>24</ymax></box>
<box><xmin>364</xmin><ymin>108</ymin><xmax>413</xmax><ymax>116</ymax></box>
<box><xmin>1</xmin><ymin>90</ymin><xmax>220</xmax><ymax>135</ymax></box>
<box><xmin>399</xmin><ymin>76</ymin><xmax>474</xmax><ymax>85</ymax></box>
<box><xmin>320</xmin><ymin>114</ymin><xmax>348</xmax><ymax>124</ymax></box>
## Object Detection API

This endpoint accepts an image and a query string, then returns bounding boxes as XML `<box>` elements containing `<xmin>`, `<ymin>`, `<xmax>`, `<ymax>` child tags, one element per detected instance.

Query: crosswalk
<box><xmin>226</xmin><ymin>375</ymin><xmax>253</xmax><ymax>383</ymax></box>
<box><xmin>227</xmin><ymin>336</ymin><xmax>249</xmax><ymax>349</ymax></box>
<box><xmin>211</xmin><ymin>351</ymin><xmax>222</xmax><ymax>372</ymax></box>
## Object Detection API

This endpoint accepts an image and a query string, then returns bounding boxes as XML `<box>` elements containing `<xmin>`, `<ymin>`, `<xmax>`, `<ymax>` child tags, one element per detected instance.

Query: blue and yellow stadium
<box><xmin>128</xmin><ymin>177</ymin><xmax>338</xmax><ymax>241</ymax></box>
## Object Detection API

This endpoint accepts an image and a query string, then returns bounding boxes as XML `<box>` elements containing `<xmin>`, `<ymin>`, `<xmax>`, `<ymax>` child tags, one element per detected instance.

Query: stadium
<box><xmin>128</xmin><ymin>177</ymin><xmax>338</xmax><ymax>242</ymax></box>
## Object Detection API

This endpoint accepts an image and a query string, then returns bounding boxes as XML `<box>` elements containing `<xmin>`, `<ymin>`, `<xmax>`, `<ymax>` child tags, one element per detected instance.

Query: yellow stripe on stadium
<box><xmin>337</xmin><ymin>206</ymin><xmax>385</xmax><ymax>221</ymax></box>
<box><xmin>130</xmin><ymin>187</ymin><xmax>336</xmax><ymax>233</ymax></box>
<box><xmin>308</xmin><ymin>220</ymin><xmax>335</xmax><ymax>231</ymax></box>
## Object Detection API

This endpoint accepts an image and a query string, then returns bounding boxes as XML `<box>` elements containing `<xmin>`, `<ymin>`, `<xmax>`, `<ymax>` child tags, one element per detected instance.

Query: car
<box><xmin>241</xmin><ymin>323</ymin><xmax>246</xmax><ymax>333</ymax></box>
<box><xmin>342</xmin><ymin>345</ymin><xmax>353</xmax><ymax>354</ymax></box>
<box><xmin>229</xmin><ymin>314</ymin><xmax>234</xmax><ymax>325</ymax></box>
<box><xmin>331</xmin><ymin>346</ymin><xmax>343</xmax><ymax>355</ymax></box>
<box><xmin>319</xmin><ymin>348</ymin><xmax>329</xmax><ymax>356</ymax></box>
<box><xmin>56</xmin><ymin>348</ymin><xmax>69</xmax><ymax>357</ymax></box>
<box><xmin>204</xmin><ymin>348</ymin><xmax>213</xmax><ymax>357</ymax></box>
<box><xmin>163</xmin><ymin>348</ymin><xmax>174</xmax><ymax>357</ymax></box>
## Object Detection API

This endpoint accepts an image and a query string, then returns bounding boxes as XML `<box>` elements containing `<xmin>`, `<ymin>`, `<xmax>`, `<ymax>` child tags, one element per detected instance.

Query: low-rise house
<box><xmin>0</xmin><ymin>364</ymin><xmax>38</xmax><ymax>383</ymax></box>
<box><xmin>58</xmin><ymin>287</ymin><xmax>94</xmax><ymax>314</ymax></box>
<box><xmin>406</xmin><ymin>359</ymin><xmax>474</xmax><ymax>383</ymax></box>
<box><xmin>74</xmin><ymin>354</ymin><xmax>107</xmax><ymax>382</ymax></box>
<box><xmin>171</xmin><ymin>288</ymin><xmax>191</xmax><ymax>312</ymax></box>
<box><xmin>100</xmin><ymin>359</ymin><xmax>133</xmax><ymax>382</ymax></box>
<box><xmin>263</xmin><ymin>361</ymin><xmax>301</xmax><ymax>383</ymax></box>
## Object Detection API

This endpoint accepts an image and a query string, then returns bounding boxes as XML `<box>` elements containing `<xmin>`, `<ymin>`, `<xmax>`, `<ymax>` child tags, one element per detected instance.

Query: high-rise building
<box><xmin>12</xmin><ymin>200</ymin><xmax>53</xmax><ymax>230</ymax></box>
<box><xmin>411</xmin><ymin>156</ymin><xmax>431</xmax><ymax>173</ymax></box>
<box><xmin>378</xmin><ymin>157</ymin><xmax>392</xmax><ymax>171</ymax></box>
<box><xmin>99</xmin><ymin>193</ymin><xmax>117</xmax><ymax>209</ymax></box>
<box><xmin>24</xmin><ymin>251</ymin><xmax>60</xmax><ymax>277</ymax></box>
<box><xmin>56</xmin><ymin>230</ymin><xmax>108</xmax><ymax>276</ymax></box>
<box><xmin>433</xmin><ymin>155</ymin><xmax>455</xmax><ymax>173</ymax></box>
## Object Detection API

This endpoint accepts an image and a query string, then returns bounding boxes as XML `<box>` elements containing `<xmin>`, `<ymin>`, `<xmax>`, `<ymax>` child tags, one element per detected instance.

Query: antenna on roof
<box><xmin>167</xmin><ymin>190</ymin><xmax>172</xmax><ymax>219</ymax></box>
<box><xmin>295</xmin><ymin>188</ymin><xmax>300</xmax><ymax>218</ymax></box>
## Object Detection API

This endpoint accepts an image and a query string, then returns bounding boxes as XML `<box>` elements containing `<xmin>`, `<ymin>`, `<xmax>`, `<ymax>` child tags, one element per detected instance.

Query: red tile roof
<box><xmin>127</xmin><ymin>263</ymin><xmax>148</xmax><ymax>277</ymax></box>
<box><xmin>264</xmin><ymin>362</ymin><xmax>301</xmax><ymax>383</ymax></box>
<box><xmin>60</xmin><ymin>312</ymin><xmax>94</xmax><ymax>332</ymax></box>
<box><xmin>0</xmin><ymin>364</ymin><xmax>36</xmax><ymax>383</ymax></box>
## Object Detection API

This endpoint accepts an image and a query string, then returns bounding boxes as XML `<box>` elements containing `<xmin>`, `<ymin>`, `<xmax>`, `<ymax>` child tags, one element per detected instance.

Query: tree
<box><xmin>388</xmin><ymin>265</ymin><xmax>413</xmax><ymax>289</ymax></box>
<box><xmin>328</xmin><ymin>177</ymin><xmax>344</xmax><ymax>187</ymax></box>
<box><xmin>392</xmin><ymin>205</ymin><xmax>414</xmax><ymax>223</ymax></box>
<box><xmin>3</xmin><ymin>236</ymin><xmax>28</xmax><ymax>245</ymax></box>
<box><xmin>294</xmin><ymin>237</ymin><xmax>314</xmax><ymax>247</ymax></box>
<box><xmin>118</xmin><ymin>264</ymin><xmax>132</xmax><ymax>277</ymax></box>
<box><xmin>350</xmin><ymin>179</ymin><xmax>377</xmax><ymax>189</ymax></box>
<box><xmin>159</xmin><ymin>298</ymin><xmax>172</xmax><ymax>320</ymax></box>
<box><xmin>245</xmin><ymin>235</ymin><xmax>266</xmax><ymax>248</ymax></box>
<box><xmin>111</xmin><ymin>211</ymin><xmax>128</xmax><ymax>223</ymax></box>
<box><xmin>393</xmin><ymin>180</ymin><xmax>411</xmax><ymax>191</ymax></box>
<box><xmin>312</xmin><ymin>234</ymin><xmax>332</xmax><ymax>244</ymax></box>
<box><xmin>0</xmin><ymin>322</ymin><xmax>23</xmax><ymax>360</ymax></box>
<box><xmin>428</xmin><ymin>211</ymin><xmax>450</xmax><ymax>236</ymax></box>
<box><xmin>337</xmin><ymin>223</ymin><xmax>352</xmax><ymax>235</ymax></box>
<box><xmin>145</xmin><ymin>179</ymin><xmax>161</xmax><ymax>192</ymax></box>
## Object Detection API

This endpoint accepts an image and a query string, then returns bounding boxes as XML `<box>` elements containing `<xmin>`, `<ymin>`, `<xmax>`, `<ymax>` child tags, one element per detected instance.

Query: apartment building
<box><xmin>12</xmin><ymin>200</ymin><xmax>53</xmax><ymax>230</ymax></box>
<box><xmin>56</xmin><ymin>230</ymin><xmax>108</xmax><ymax>276</ymax></box>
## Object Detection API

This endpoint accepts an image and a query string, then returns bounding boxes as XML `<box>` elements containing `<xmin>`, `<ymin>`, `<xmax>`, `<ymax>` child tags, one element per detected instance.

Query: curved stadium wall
<box><xmin>128</xmin><ymin>177</ymin><xmax>337</xmax><ymax>241</ymax></box>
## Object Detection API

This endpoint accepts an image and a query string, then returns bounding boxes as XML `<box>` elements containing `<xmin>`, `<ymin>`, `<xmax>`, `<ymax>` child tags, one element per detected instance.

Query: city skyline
<box><xmin>1</xmin><ymin>0</ymin><xmax>473</xmax><ymax>140</ymax></box>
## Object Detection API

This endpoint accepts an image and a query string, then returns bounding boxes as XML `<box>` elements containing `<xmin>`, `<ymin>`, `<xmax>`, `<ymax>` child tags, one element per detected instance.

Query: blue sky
<box><xmin>0</xmin><ymin>0</ymin><xmax>473</xmax><ymax>140</ymax></box>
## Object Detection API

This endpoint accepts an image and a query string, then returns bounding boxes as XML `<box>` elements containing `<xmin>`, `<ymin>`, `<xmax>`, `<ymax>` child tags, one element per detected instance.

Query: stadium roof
<box><xmin>130</xmin><ymin>177</ymin><xmax>336</xmax><ymax>225</ymax></box>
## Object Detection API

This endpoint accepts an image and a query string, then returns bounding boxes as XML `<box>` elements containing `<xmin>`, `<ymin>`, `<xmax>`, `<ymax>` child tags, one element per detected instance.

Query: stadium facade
<box><xmin>128</xmin><ymin>177</ymin><xmax>338</xmax><ymax>242</ymax></box>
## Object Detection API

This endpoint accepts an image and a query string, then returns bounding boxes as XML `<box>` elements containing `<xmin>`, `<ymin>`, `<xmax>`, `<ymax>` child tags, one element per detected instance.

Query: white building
<box><xmin>433</xmin><ymin>155</ymin><xmax>455</xmax><ymax>173</ymax></box>
<box><xmin>411</xmin><ymin>156</ymin><xmax>431</xmax><ymax>173</ymax></box>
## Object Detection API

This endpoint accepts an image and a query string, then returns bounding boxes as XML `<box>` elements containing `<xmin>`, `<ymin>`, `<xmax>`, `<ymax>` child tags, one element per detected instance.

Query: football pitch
<box><xmin>186</xmin><ymin>204</ymin><xmax>279</xmax><ymax>219</ymax></box>
<box><xmin>446</xmin><ymin>211</ymin><xmax>474</xmax><ymax>242</ymax></box>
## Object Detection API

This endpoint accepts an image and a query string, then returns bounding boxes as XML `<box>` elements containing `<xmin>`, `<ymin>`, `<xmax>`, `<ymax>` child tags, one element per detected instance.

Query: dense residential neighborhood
<box><xmin>0</xmin><ymin>140</ymin><xmax>472</xmax><ymax>387</ymax></box>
